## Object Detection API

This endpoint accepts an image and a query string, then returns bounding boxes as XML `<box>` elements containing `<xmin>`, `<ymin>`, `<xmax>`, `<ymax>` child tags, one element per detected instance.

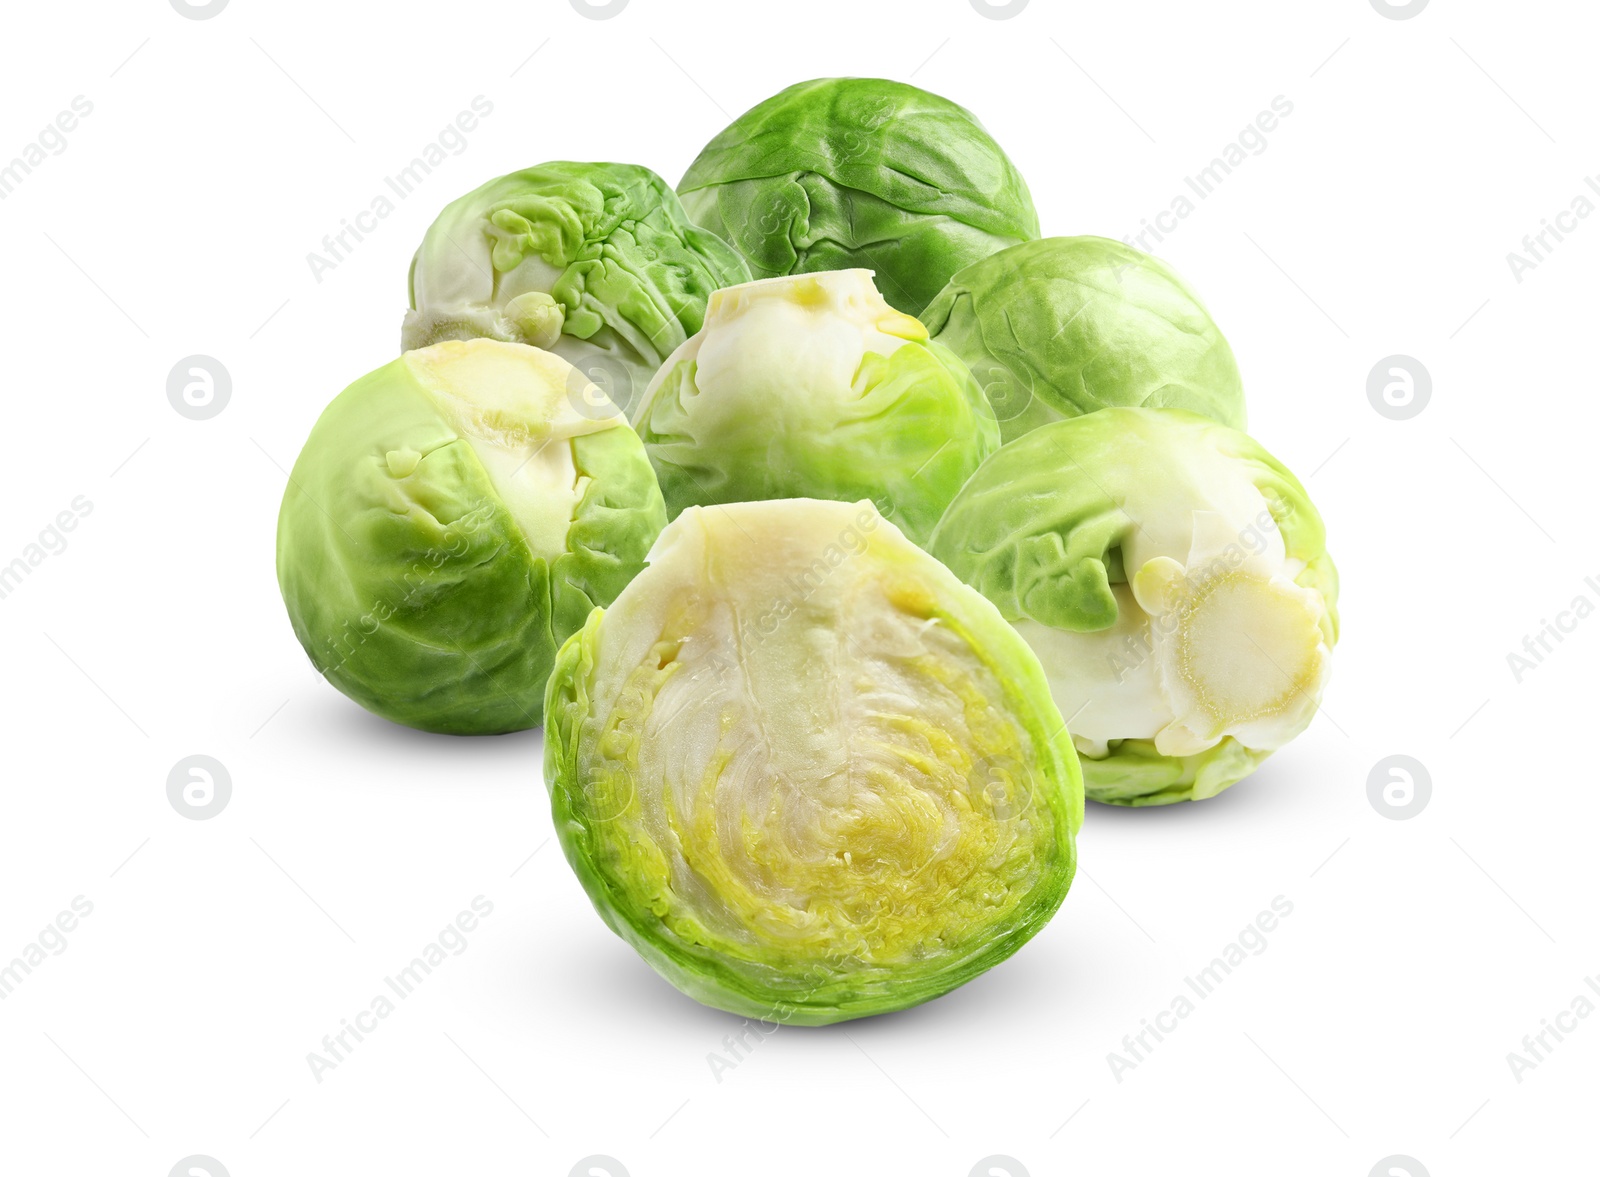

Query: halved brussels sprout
<box><xmin>631</xmin><ymin>270</ymin><xmax>999</xmax><ymax>547</ymax></box>
<box><xmin>921</xmin><ymin>237</ymin><xmax>1247</xmax><ymax>444</ymax></box>
<box><xmin>402</xmin><ymin>161</ymin><xmax>750</xmax><ymax>415</ymax></box>
<box><xmin>276</xmin><ymin>339</ymin><xmax>666</xmax><ymax>734</ymax></box>
<box><xmin>545</xmin><ymin>498</ymin><xmax>1082</xmax><ymax>1024</ymax></box>
<box><xmin>930</xmin><ymin>409</ymin><xmax>1338</xmax><ymax>805</ymax></box>
<box><xmin>679</xmin><ymin>78</ymin><xmax>1038</xmax><ymax>315</ymax></box>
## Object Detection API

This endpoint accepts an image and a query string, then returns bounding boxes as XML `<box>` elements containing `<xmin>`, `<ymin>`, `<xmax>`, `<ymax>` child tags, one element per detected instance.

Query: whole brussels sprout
<box><xmin>631</xmin><ymin>269</ymin><xmax>999</xmax><ymax>547</ymax></box>
<box><xmin>921</xmin><ymin>237</ymin><xmax>1247</xmax><ymax>444</ymax></box>
<box><xmin>276</xmin><ymin>339</ymin><xmax>666</xmax><ymax>735</ymax></box>
<box><xmin>402</xmin><ymin>161</ymin><xmax>750</xmax><ymax>416</ymax></box>
<box><xmin>930</xmin><ymin>408</ymin><xmax>1338</xmax><ymax>805</ymax></box>
<box><xmin>545</xmin><ymin>498</ymin><xmax>1082</xmax><ymax>1025</ymax></box>
<box><xmin>678</xmin><ymin>78</ymin><xmax>1039</xmax><ymax>316</ymax></box>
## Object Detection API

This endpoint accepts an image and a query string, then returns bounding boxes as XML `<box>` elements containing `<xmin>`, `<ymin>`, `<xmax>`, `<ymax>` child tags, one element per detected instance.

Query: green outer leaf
<box><xmin>921</xmin><ymin>237</ymin><xmax>1247</xmax><ymax>444</ymax></box>
<box><xmin>678</xmin><ymin>78</ymin><xmax>1038</xmax><ymax>315</ymax></box>
<box><xmin>927</xmin><ymin>424</ymin><xmax>1139</xmax><ymax>636</ymax></box>
<box><xmin>929</xmin><ymin>408</ymin><xmax>1338</xmax><ymax>804</ymax></box>
<box><xmin>275</xmin><ymin>358</ymin><xmax>665</xmax><ymax>735</ymax></box>
<box><xmin>542</xmin><ymin>515</ymin><xmax>1082</xmax><ymax>1025</ymax></box>
<box><xmin>404</xmin><ymin>161</ymin><xmax>750</xmax><ymax>401</ymax></box>
<box><xmin>1081</xmin><ymin>738</ymin><xmax>1272</xmax><ymax>807</ymax></box>
<box><xmin>553</xmin><ymin>427</ymin><xmax>671</xmax><ymax>645</ymax></box>
<box><xmin>634</xmin><ymin>340</ymin><xmax>998</xmax><ymax>548</ymax></box>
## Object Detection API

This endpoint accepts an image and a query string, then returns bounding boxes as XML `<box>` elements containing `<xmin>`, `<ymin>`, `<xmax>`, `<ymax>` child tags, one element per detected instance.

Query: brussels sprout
<box><xmin>402</xmin><ymin>162</ymin><xmax>750</xmax><ymax>415</ymax></box>
<box><xmin>921</xmin><ymin>237</ymin><xmax>1247</xmax><ymax>444</ymax></box>
<box><xmin>545</xmin><ymin>498</ymin><xmax>1082</xmax><ymax>1024</ymax></box>
<box><xmin>631</xmin><ymin>269</ymin><xmax>999</xmax><ymax>547</ymax></box>
<box><xmin>929</xmin><ymin>409</ymin><xmax>1338</xmax><ymax>805</ymax></box>
<box><xmin>678</xmin><ymin>78</ymin><xmax>1039</xmax><ymax>316</ymax></box>
<box><xmin>276</xmin><ymin>339</ymin><xmax>666</xmax><ymax>735</ymax></box>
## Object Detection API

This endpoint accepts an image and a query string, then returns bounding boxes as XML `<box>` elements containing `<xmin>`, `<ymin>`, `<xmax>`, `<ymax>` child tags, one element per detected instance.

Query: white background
<box><xmin>1</xmin><ymin>1</ymin><xmax>1594</xmax><ymax>1174</ymax></box>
